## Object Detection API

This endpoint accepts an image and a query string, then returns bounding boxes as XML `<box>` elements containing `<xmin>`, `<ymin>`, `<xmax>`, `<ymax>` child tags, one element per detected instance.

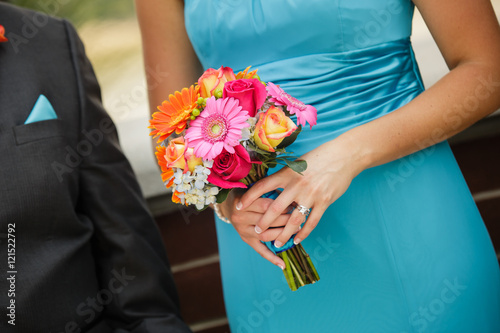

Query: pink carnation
<box><xmin>266</xmin><ymin>82</ymin><xmax>317</xmax><ymax>129</ymax></box>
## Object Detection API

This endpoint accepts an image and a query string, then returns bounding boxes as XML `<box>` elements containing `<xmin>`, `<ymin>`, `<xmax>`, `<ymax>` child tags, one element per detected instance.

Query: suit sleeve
<box><xmin>63</xmin><ymin>20</ymin><xmax>192</xmax><ymax>333</ymax></box>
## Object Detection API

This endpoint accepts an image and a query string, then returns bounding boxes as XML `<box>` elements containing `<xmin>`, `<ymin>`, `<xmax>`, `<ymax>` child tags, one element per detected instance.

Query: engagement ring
<box><xmin>296</xmin><ymin>204</ymin><xmax>311</xmax><ymax>216</ymax></box>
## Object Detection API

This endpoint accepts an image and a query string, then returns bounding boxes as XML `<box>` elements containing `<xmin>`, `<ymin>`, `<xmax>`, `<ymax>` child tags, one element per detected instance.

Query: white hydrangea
<box><xmin>194</xmin><ymin>165</ymin><xmax>211</xmax><ymax>189</ymax></box>
<box><xmin>204</xmin><ymin>186</ymin><xmax>219</xmax><ymax>206</ymax></box>
<box><xmin>240</xmin><ymin>117</ymin><xmax>257</xmax><ymax>143</ymax></box>
<box><xmin>171</xmin><ymin>164</ymin><xmax>219</xmax><ymax>210</ymax></box>
<box><xmin>173</xmin><ymin>169</ymin><xmax>194</xmax><ymax>193</ymax></box>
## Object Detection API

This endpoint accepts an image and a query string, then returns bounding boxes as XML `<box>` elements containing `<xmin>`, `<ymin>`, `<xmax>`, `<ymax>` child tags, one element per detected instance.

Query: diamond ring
<box><xmin>296</xmin><ymin>204</ymin><xmax>311</xmax><ymax>216</ymax></box>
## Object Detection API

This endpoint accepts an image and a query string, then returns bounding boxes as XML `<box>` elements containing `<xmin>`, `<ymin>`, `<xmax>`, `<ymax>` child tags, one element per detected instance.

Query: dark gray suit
<box><xmin>0</xmin><ymin>3</ymin><xmax>191</xmax><ymax>332</ymax></box>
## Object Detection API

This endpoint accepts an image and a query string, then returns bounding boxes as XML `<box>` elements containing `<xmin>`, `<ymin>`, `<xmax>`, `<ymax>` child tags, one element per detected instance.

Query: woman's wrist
<box><xmin>345</xmin><ymin>132</ymin><xmax>374</xmax><ymax>174</ymax></box>
<box><xmin>214</xmin><ymin>203</ymin><xmax>232</xmax><ymax>224</ymax></box>
<box><xmin>323</xmin><ymin>130</ymin><xmax>373</xmax><ymax>178</ymax></box>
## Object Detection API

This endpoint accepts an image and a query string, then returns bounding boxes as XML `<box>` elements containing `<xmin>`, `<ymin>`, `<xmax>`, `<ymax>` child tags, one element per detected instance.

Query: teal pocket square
<box><xmin>24</xmin><ymin>94</ymin><xmax>58</xmax><ymax>124</ymax></box>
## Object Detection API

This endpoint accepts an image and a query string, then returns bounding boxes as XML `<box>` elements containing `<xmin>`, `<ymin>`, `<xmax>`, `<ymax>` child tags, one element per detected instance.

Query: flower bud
<box><xmin>214</xmin><ymin>88</ymin><xmax>223</xmax><ymax>99</ymax></box>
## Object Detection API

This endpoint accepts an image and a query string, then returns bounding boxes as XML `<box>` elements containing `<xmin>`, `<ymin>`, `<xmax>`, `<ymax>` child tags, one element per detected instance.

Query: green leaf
<box><xmin>276</xmin><ymin>125</ymin><xmax>302</xmax><ymax>149</ymax></box>
<box><xmin>267</xmin><ymin>161</ymin><xmax>277</xmax><ymax>169</ymax></box>
<box><xmin>216</xmin><ymin>188</ymin><xmax>232</xmax><ymax>204</ymax></box>
<box><xmin>250</xmin><ymin>145</ymin><xmax>275</xmax><ymax>156</ymax></box>
<box><xmin>285</xmin><ymin>159</ymin><xmax>307</xmax><ymax>174</ymax></box>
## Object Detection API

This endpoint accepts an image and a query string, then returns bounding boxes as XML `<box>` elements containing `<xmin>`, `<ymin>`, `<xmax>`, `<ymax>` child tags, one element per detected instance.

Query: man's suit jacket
<box><xmin>0</xmin><ymin>3</ymin><xmax>191</xmax><ymax>332</ymax></box>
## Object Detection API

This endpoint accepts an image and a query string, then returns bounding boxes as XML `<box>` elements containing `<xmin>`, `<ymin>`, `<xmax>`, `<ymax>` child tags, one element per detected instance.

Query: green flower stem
<box><xmin>300</xmin><ymin>245</ymin><xmax>320</xmax><ymax>281</ymax></box>
<box><xmin>288</xmin><ymin>256</ymin><xmax>305</xmax><ymax>287</ymax></box>
<box><xmin>280</xmin><ymin>252</ymin><xmax>297</xmax><ymax>291</ymax></box>
<box><xmin>242</xmin><ymin>164</ymin><xmax>268</xmax><ymax>185</ymax></box>
<box><xmin>287</xmin><ymin>247</ymin><xmax>307</xmax><ymax>283</ymax></box>
<box><xmin>306</xmin><ymin>255</ymin><xmax>320</xmax><ymax>282</ymax></box>
<box><xmin>256</xmin><ymin>164</ymin><xmax>265</xmax><ymax>179</ymax></box>
<box><xmin>292</xmin><ymin>245</ymin><xmax>314</xmax><ymax>283</ymax></box>
<box><xmin>278</xmin><ymin>245</ymin><xmax>320</xmax><ymax>291</ymax></box>
<box><xmin>285</xmin><ymin>249</ymin><xmax>307</xmax><ymax>282</ymax></box>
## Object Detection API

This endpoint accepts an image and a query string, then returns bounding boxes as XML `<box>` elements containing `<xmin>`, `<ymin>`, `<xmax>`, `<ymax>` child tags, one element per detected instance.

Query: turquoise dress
<box><xmin>184</xmin><ymin>1</ymin><xmax>500</xmax><ymax>332</ymax></box>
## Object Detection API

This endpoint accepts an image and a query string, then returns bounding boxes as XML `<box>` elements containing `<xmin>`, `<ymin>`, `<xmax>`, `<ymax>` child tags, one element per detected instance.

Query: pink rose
<box><xmin>207</xmin><ymin>145</ymin><xmax>259</xmax><ymax>189</ymax></box>
<box><xmin>223</xmin><ymin>79</ymin><xmax>267</xmax><ymax>117</ymax></box>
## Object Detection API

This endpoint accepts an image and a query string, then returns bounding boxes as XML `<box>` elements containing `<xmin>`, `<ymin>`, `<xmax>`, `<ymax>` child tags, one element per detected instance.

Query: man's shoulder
<box><xmin>0</xmin><ymin>2</ymin><xmax>65</xmax><ymax>25</ymax></box>
<box><xmin>0</xmin><ymin>2</ymin><xmax>74</xmax><ymax>49</ymax></box>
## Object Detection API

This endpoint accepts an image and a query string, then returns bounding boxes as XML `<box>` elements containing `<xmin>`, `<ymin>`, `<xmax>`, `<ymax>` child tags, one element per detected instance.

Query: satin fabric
<box><xmin>185</xmin><ymin>1</ymin><xmax>500</xmax><ymax>332</ymax></box>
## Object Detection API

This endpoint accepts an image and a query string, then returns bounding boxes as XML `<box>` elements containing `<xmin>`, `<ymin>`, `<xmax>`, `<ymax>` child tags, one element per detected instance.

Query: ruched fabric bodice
<box><xmin>184</xmin><ymin>1</ymin><xmax>500</xmax><ymax>332</ymax></box>
<box><xmin>185</xmin><ymin>0</ymin><xmax>414</xmax><ymax>68</ymax></box>
<box><xmin>186</xmin><ymin>1</ymin><xmax>422</xmax><ymax>155</ymax></box>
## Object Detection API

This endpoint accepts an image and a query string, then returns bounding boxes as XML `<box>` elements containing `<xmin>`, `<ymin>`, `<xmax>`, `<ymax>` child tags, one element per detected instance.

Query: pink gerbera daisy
<box><xmin>185</xmin><ymin>97</ymin><xmax>249</xmax><ymax>160</ymax></box>
<box><xmin>266</xmin><ymin>82</ymin><xmax>318</xmax><ymax>129</ymax></box>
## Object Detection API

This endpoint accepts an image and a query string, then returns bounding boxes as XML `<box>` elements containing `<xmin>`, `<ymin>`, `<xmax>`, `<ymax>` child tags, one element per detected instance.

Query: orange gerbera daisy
<box><xmin>155</xmin><ymin>145</ymin><xmax>174</xmax><ymax>188</ymax></box>
<box><xmin>0</xmin><ymin>25</ymin><xmax>8</xmax><ymax>43</ymax></box>
<box><xmin>236</xmin><ymin>66</ymin><xmax>259</xmax><ymax>80</ymax></box>
<box><xmin>149</xmin><ymin>85</ymin><xmax>200</xmax><ymax>142</ymax></box>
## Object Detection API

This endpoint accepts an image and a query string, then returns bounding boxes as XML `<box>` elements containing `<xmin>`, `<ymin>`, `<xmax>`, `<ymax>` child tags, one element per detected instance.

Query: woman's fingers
<box><xmin>245</xmin><ymin>238</ymin><xmax>285</xmax><ymax>269</ymax></box>
<box><xmin>232</xmin><ymin>212</ymin><xmax>291</xmax><ymax>228</ymax></box>
<box><xmin>245</xmin><ymin>198</ymin><xmax>287</xmax><ymax>214</ymax></box>
<box><xmin>239</xmin><ymin>175</ymin><xmax>280</xmax><ymax>210</ymax></box>
<box><xmin>259</xmin><ymin>225</ymin><xmax>301</xmax><ymax>242</ymax></box>
<box><xmin>254</xmin><ymin>188</ymin><xmax>296</xmax><ymax>234</ymax></box>
<box><xmin>273</xmin><ymin>207</ymin><xmax>308</xmax><ymax>248</ymax></box>
<box><xmin>293</xmin><ymin>203</ymin><xmax>327</xmax><ymax>245</ymax></box>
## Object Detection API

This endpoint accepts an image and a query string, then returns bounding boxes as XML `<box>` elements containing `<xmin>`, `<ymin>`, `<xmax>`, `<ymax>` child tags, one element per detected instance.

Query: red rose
<box><xmin>223</xmin><ymin>79</ymin><xmax>267</xmax><ymax>117</ymax></box>
<box><xmin>207</xmin><ymin>145</ymin><xmax>259</xmax><ymax>189</ymax></box>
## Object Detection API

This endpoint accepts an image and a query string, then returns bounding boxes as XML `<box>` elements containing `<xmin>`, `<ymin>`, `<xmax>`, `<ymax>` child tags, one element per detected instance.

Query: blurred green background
<box><xmin>6</xmin><ymin>0</ymin><xmax>135</xmax><ymax>27</ymax></box>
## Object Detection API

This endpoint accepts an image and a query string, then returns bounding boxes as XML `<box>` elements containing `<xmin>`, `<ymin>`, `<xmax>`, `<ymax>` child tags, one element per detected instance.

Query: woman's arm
<box><xmin>352</xmin><ymin>0</ymin><xmax>500</xmax><ymax>169</ymax></box>
<box><xmin>135</xmin><ymin>0</ymin><xmax>291</xmax><ymax>268</ymax></box>
<box><xmin>239</xmin><ymin>0</ymin><xmax>500</xmax><ymax>262</ymax></box>
<box><xmin>135</xmin><ymin>0</ymin><xmax>203</xmax><ymax>126</ymax></box>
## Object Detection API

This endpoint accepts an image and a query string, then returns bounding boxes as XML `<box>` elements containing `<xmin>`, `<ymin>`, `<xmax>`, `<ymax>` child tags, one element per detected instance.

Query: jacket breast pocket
<box><xmin>13</xmin><ymin>119</ymin><xmax>65</xmax><ymax>145</ymax></box>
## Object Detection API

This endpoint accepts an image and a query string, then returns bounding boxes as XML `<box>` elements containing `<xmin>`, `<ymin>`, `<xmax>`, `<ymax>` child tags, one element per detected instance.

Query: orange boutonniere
<box><xmin>0</xmin><ymin>25</ymin><xmax>8</xmax><ymax>43</ymax></box>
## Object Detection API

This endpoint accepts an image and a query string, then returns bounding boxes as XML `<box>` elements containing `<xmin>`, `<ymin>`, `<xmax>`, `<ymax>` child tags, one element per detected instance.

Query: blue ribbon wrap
<box><xmin>260</xmin><ymin>189</ymin><xmax>299</xmax><ymax>254</ymax></box>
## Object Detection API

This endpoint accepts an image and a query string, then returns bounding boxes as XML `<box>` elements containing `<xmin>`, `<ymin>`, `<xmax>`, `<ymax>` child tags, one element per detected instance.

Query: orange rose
<box><xmin>184</xmin><ymin>145</ymin><xmax>204</xmax><ymax>173</ymax></box>
<box><xmin>253</xmin><ymin>106</ymin><xmax>298</xmax><ymax>152</ymax></box>
<box><xmin>165</xmin><ymin>137</ymin><xmax>202</xmax><ymax>172</ymax></box>
<box><xmin>198</xmin><ymin>66</ymin><xmax>236</xmax><ymax>98</ymax></box>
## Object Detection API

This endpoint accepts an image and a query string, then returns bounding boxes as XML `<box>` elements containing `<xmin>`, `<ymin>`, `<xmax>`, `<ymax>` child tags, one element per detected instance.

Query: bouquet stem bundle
<box><xmin>262</xmin><ymin>190</ymin><xmax>320</xmax><ymax>291</ymax></box>
<box><xmin>278</xmin><ymin>243</ymin><xmax>320</xmax><ymax>291</ymax></box>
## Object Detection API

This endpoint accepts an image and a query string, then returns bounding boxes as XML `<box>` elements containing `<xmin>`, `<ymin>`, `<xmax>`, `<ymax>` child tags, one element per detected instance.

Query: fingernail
<box><xmin>293</xmin><ymin>238</ymin><xmax>302</xmax><ymax>245</ymax></box>
<box><xmin>235</xmin><ymin>202</ymin><xmax>242</xmax><ymax>210</ymax></box>
<box><xmin>254</xmin><ymin>226</ymin><xmax>262</xmax><ymax>234</ymax></box>
<box><xmin>278</xmin><ymin>264</ymin><xmax>285</xmax><ymax>270</ymax></box>
<box><xmin>274</xmin><ymin>240</ymin><xmax>283</xmax><ymax>248</ymax></box>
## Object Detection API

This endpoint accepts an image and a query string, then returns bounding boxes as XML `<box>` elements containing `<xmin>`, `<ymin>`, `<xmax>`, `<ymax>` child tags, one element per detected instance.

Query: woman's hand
<box><xmin>238</xmin><ymin>136</ymin><xmax>366</xmax><ymax>264</ymax></box>
<box><xmin>217</xmin><ymin>190</ymin><xmax>301</xmax><ymax>269</ymax></box>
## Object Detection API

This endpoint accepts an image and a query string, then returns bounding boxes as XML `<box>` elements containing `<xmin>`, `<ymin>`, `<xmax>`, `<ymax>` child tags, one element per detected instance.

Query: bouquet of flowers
<box><xmin>149</xmin><ymin>66</ymin><xmax>319</xmax><ymax>290</ymax></box>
